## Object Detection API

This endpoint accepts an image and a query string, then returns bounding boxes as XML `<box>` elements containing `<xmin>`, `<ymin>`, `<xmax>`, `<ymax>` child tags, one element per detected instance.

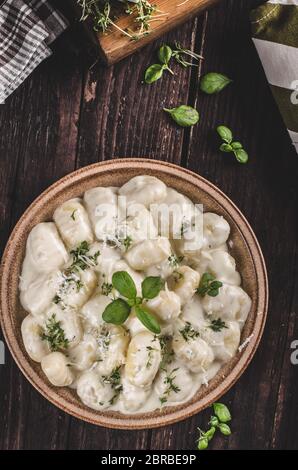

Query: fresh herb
<box><xmin>146</xmin><ymin>345</ymin><xmax>158</xmax><ymax>368</ymax></box>
<box><xmin>53</xmin><ymin>270</ymin><xmax>84</xmax><ymax>307</ymax></box>
<box><xmin>112</xmin><ymin>271</ymin><xmax>137</xmax><ymax>299</ymax></box>
<box><xmin>168</xmin><ymin>254</ymin><xmax>184</xmax><ymax>267</ymax></box>
<box><xmin>209</xmin><ymin>318</ymin><xmax>227</xmax><ymax>332</ymax></box>
<box><xmin>145</xmin><ymin>64</ymin><xmax>167</xmax><ymax>84</ymax></box>
<box><xmin>217</xmin><ymin>423</ymin><xmax>232</xmax><ymax>435</ymax></box>
<box><xmin>197</xmin><ymin>402</ymin><xmax>232</xmax><ymax>450</ymax></box>
<box><xmin>70</xmin><ymin>241</ymin><xmax>100</xmax><ymax>272</ymax></box>
<box><xmin>102</xmin><ymin>271</ymin><xmax>162</xmax><ymax>334</ymax></box>
<box><xmin>164</xmin><ymin>105</ymin><xmax>199</xmax><ymax>127</ymax></box>
<box><xmin>97</xmin><ymin>326</ymin><xmax>111</xmax><ymax>351</ymax></box>
<box><xmin>159</xmin><ymin>367</ymin><xmax>181</xmax><ymax>405</ymax></box>
<box><xmin>102</xmin><ymin>298</ymin><xmax>131</xmax><ymax>325</ymax></box>
<box><xmin>71</xmin><ymin>209</ymin><xmax>77</xmax><ymax>221</ymax></box>
<box><xmin>78</xmin><ymin>0</ymin><xmax>157</xmax><ymax>40</ymax></box>
<box><xmin>197</xmin><ymin>272</ymin><xmax>223</xmax><ymax>297</ymax></box>
<box><xmin>213</xmin><ymin>402</ymin><xmax>232</xmax><ymax>423</ymax></box>
<box><xmin>217</xmin><ymin>126</ymin><xmax>248</xmax><ymax>164</ymax></box>
<box><xmin>135</xmin><ymin>305</ymin><xmax>161</xmax><ymax>334</ymax></box>
<box><xmin>142</xmin><ymin>276</ymin><xmax>164</xmax><ymax>299</ymax></box>
<box><xmin>122</xmin><ymin>235</ymin><xmax>133</xmax><ymax>251</ymax></box>
<box><xmin>200</xmin><ymin>72</ymin><xmax>232</xmax><ymax>94</ymax></box>
<box><xmin>144</xmin><ymin>45</ymin><xmax>173</xmax><ymax>84</ymax></box>
<box><xmin>158</xmin><ymin>44</ymin><xmax>172</xmax><ymax>66</ymax></box>
<box><xmin>197</xmin><ymin>426</ymin><xmax>215</xmax><ymax>450</ymax></box>
<box><xmin>217</xmin><ymin>125</ymin><xmax>233</xmax><ymax>143</ymax></box>
<box><xmin>172</xmin><ymin>42</ymin><xmax>203</xmax><ymax>68</ymax></box>
<box><xmin>41</xmin><ymin>314</ymin><xmax>69</xmax><ymax>351</ymax></box>
<box><xmin>102</xmin><ymin>366</ymin><xmax>123</xmax><ymax>405</ymax></box>
<box><xmin>53</xmin><ymin>295</ymin><xmax>61</xmax><ymax>305</ymax></box>
<box><xmin>179</xmin><ymin>322</ymin><xmax>200</xmax><ymax>342</ymax></box>
<box><xmin>159</xmin><ymin>335</ymin><xmax>174</xmax><ymax>369</ymax></box>
<box><xmin>144</xmin><ymin>42</ymin><xmax>202</xmax><ymax>84</ymax></box>
<box><xmin>126</xmin><ymin>0</ymin><xmax>157</xmax><ymax>37</ymax></box>
<box><xmin>101</xmin><ymin>282</ymin><xmax>113</xmax><ymax>296</ymax></box>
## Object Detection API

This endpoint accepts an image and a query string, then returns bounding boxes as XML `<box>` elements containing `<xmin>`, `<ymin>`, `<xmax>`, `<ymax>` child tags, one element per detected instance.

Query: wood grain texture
<box><xmin>0</xmin><ymin>0</ymin><xmax>297</xmax><ymax>450</ymax></box>
<box><xmin>96</xmin><ymin>0</ymin><xmax>221</xmax><ymax>64</ymax></box>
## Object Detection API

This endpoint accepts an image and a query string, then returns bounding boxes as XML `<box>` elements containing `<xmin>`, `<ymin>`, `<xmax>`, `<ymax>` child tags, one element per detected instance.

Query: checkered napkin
<box><xmin>0</xmin><ymin>0</ymin><xmax>68</xmax><ymax>103</ymax></box>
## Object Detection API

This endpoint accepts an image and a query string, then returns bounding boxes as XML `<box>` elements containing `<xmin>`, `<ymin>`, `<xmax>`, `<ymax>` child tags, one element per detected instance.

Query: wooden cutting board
<box><xmin>95</xmin><ymin>0</ymin><xmax>221</xmax><ymax>64</ymax></box>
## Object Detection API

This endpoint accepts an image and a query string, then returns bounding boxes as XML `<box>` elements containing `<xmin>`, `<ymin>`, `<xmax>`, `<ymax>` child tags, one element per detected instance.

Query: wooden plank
<box><xmin>0</xmin><ymin>29</ymin><xmax>83</xmax><ymax>451</ymax></box>
<box><xmin>96</xmin><ymin>0</ymin><xmax>221</xmax><ymax>64</ymax></box>
<box><xmin>76</xmin><ymin>18</ymin><xmax>198</xmax><ymax>168</ymax></box>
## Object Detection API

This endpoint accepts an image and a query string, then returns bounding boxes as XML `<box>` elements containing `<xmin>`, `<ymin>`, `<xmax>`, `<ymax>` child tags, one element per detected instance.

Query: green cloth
<box><xmin>251</xmin><ymin>0</ymin><xmax>298</xmax><ymax>152</ymax></box>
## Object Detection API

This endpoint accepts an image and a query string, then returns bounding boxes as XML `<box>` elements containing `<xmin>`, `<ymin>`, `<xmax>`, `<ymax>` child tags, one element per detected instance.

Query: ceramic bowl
<box><xmin>0</xmin><ymin>159</ymin><xmax>268</xmax><ymax>429</ymax></box>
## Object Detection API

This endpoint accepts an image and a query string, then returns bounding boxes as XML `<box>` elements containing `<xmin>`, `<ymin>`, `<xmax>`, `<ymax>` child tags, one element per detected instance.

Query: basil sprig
<box><xmin>145</xmin><ymin>43</ymin><xmax>202</xmax><ymax>84</ymax></box>
<box><xmin>158</xmin><ymin>44</ymin><xmax>172</xmax><ymax>66</ymax></box>
<box><xmin>145</xmin><ymin>64</ymin><xmax>168</xmax><ymax>85</ymax></box>
<box><xmin>102</xmin><ymin>271</ymin><xmax>163</xmax><ymax>334</ymax></box>
<box><xmin>145</xmin><ymin>44</ymin><xmax>173</xmax><ymax>84</ymax></box>
<box><xmin>200</xmin><ymin>72</ymin><xmax>232</xmax><ymax>94</ymax></box>
<box><xmin>217</xmin><ymin>125</ymin><xmax>248</xmax><ymax>163</ymax></box>
<box><xmin>197</xmin><ymin>402</ymin><xmax>232</xmax><ymax>450</ymax></box>
<box><xmin>164</xmin><ymin>105</ymin><xmax>199</xmax><ymax>127</ymax></box>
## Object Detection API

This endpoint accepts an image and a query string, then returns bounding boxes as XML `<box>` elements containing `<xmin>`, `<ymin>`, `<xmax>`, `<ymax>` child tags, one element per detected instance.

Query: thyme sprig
<box><xmin>77</xmin><ymin>0</ymin><xmax>158</xmax><ymax>40</ymax></box>
<box><xmin>102</xmin><ymin>366</ymin><xmax>123</xmax><ymax>404</ymax></box>
<box><xmin>69</xmin><ymin>241</ymin><xmax>100</xmax><ymax>272</ymax></box>
<box><xmin>179</xmin><ymin>322</ymin><xmax>200</xmax><ymax>342</ymax></box>
<box><xmin>159</xmin><ymin>367</ymin><xmax>181</xmax><ymax>405</ymax></box>
<box><xmin>41</xmin><ymin>314</ymin><xmax>69</xmax><ymax>351</ymax></box>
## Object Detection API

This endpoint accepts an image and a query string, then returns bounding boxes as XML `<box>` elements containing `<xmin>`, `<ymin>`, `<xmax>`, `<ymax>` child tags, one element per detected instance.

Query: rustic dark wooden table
<box><xmin>0</xmin><ymin>0</ymin><xmax>297</xmax><ymax>450</ymax></box>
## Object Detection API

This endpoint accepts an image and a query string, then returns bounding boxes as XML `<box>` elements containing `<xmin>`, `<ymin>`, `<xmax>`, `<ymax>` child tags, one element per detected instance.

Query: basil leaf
<box><xmin>112</xmin><ymin>271</ymin><xmax>137</xmax><ymax>299</ymax></box>
<box><xmin>198</xmin><ymin>436</ymin><xmax>209</xmax><ymax>450</ymax></box>
<box><xmin>213</xmin><ymin>402</ymin><xmax>232</xmax><ymax>423</ymax></box>
<box><xmin>158</xmin><ymin>44</ymin><xmax>172</xmax><ymax>65</ymax></box>
<box><xmin>209</xmin><ymin>415</ymin><xmax>219</xmax><ymax>427</ymax></box>
<box><xmin>164</xmin><ymin>105</ymin><xmax>199</xmax><ymax>127</ymax></box>
<box><xmin>217</xmin><ymin>125</ymin><xmax>233</xmax><ymax>144</ymax></box>
<box><xmin>200</xmin><ymin>72</ymin><xmax>232</xmax><ymax>94</ymax></box>
<box><xmin>142</xmin><ymin>276</ymin><xmax>164</xmax><ymax>299</ymax></box>
<box><xmin>204</xmin><ymin>427</ymin><xmax>216</xmax><ymax>441</ymax></box>
<box><xmin>234</xmin><ymin>148</ymin><xmax>248</xmax><ymax>164</ymax></box>
<box><xmin>102</xmin><ymin>299</ymin><xmax>131</xmax><ymax>325</ymax></box>
<box><xmin>220</xmin><ymin>143</ymin><xmax>233</xmax><ymax>153</ymax></box>
<box><xmin>231</xmin><ymin>141</ymin><xmax>242</xmax><ymax>150</ymax></box>
<box><xmin>218</xmin><ymin>423</ymin><xmax>232</xmax><ymax>436</ymax></box>
<box><xmin>135</xmin><ymin>306</ymin><xmax>161</xmax><ymax>334</ymax></box>
<box><xmin>145</xmin><ymin>63</ymin><xmax>165</xmax><ymax>84</ymax></box>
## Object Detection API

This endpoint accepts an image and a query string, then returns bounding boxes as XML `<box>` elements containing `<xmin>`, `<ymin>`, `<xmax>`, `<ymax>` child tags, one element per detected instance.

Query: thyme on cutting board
<box><xmin>77</xmin><ymin>0</ymin><xmax>162</xmax><ymax>40</ymax></box>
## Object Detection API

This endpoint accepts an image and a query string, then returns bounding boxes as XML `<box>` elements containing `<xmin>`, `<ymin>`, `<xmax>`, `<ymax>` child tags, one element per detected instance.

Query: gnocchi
<box><xmin>125</xmin><ymin>332</ymin><xmax>161</xmax><ymax>387</ymax></box>
<box><xmin>53</xmin><ymin>198</ymin><xmax>94</xmax><ymax>249</ymax></box>
<box><xmin>41</xmin><ymin>352</ymin><xmax>74</xmax><ymax>387</ymax></box>
<box><xmin>20</xmin><ymin>176</ymin><xmax>251</xmax><ymax>414</ymax></box>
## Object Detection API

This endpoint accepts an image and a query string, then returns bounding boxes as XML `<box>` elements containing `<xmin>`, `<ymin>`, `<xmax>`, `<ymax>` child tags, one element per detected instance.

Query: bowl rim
<box><xmin>0</xmin><ymin>158</ymin><xmax>269</xmax><ymax>430</ymax></box>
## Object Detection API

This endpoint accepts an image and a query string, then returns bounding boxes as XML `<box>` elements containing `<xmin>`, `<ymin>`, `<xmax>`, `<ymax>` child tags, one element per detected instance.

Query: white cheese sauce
<box><xmin>20</xmin><ymin>175</ymin><xmax>251</xmax><ymax>414</ymax></box>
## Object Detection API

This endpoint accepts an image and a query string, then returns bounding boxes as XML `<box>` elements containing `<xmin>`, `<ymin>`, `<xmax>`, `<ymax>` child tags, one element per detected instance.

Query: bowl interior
<box><xmin>0</xmin><ymin>159</ymin><xmax>268</xmax><ymax>429</ymax></box>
